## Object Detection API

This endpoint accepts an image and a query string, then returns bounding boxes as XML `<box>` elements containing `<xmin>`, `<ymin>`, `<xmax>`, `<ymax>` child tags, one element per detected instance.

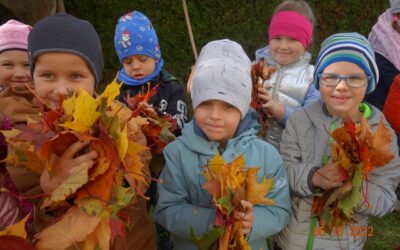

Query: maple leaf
<box><xmin>313</xmin><ymin>117</ymin><xmax>395</xmax><ymax>234</ymax></box>
<box><xmin>96</xmin><ymin>79</ymin><xmax>121</xmax><ymax>107</ymax></box>
<box><xmin>79</xmin><ymin>217</ymin><xmax>111</xmax><ymax>250</ymax></box>
<box><xmin>198</xmin><ymin>153</ymin><xmax>275</xmax><ymax>249</ymax></box>
<box><xmin>50</xmin><ymin>162</ymin><xmax>90</xmax><ymax>202</ymax></box>
<box><xmin>0</xmin><ymin>213</ymin><xmax>30</xmax><ymax>239</ymax></box>
<box><xmin>35</xmin><ymin>206</ymin><xmax>101</xmax><ymax>250</ymax></box>
<box><xmin>60</xmin><ymin>91</ymin><xmax>100</xmax><ymax>133</ymax></box>
<box><xmin>246</xmin><ymin>168</ymin><xmax>275</xmax><ymax>206</ymax></box>
<box><xmin>76</xmin><ymin>198</ymin><xmax>106</xmax><ymax>217</ymax></box>
<box><xmin>190</xmin><ymin>226</ymin><xmax>224</xmax><ymax>250</ymax></box>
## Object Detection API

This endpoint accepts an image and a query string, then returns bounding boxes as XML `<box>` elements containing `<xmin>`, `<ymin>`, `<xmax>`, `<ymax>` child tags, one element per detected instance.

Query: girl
<box><xmin>255</xmin><ymin>0</ymin><xmax>320</xmax><ymax>148</ymax></box>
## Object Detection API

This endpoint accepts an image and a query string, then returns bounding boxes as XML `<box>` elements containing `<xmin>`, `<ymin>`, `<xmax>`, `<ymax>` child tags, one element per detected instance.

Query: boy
<box><xmin>114</xmin><ymin>10</ymin><xmax>187</xmax><ymax>130</ymax></box>
<box><xmin>7</xmin><ymin>13</ymin><xmax>156</xmax><ymax>249</ymax></box>
<box><xmin>275</xmin><ymin>33</ymin><xmax>400</xmax><ymax>249</ymax></box>
<box><xmin>155</xmin><ymin>39</ymin><xmax>291</xmax><ymax>250</ymax></box>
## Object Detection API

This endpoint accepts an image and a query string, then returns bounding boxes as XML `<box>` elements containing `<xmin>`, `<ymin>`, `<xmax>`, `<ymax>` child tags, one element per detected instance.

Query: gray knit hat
<box><xmin>390</xmin><ymin>0</ymin><xmax>400</xmax><ymax>13</ymax></box>
<box><xmin>28</xmin><ymin>13</ymin><xmax>104</xmax><ymax>86</ymax></box>
<box><xmin>190</xmin><ymin>39</ymin><xmax>252</xmax><ymax>118</ymax></box>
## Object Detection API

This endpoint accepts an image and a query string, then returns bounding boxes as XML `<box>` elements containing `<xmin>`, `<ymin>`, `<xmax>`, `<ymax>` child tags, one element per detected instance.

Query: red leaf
<box><xmin>0</xmin><ymin>236</ymin><xmax>36</xmax><ymax>250</ymax></box>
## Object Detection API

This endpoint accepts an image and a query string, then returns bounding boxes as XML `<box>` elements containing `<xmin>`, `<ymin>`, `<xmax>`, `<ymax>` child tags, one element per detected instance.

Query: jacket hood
<box><xmin>255</xmin><ymin>46</ymin><xmax>311</xmax><ymax>67</ymax></box>
<box><xmin>178</xmin><ymin>109</ymin><xmax>260</xmax><ymax>155</ymax></box>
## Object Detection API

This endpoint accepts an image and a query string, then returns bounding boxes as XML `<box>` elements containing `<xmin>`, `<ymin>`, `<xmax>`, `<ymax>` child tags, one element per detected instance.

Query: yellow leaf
<box><xmin>0</xmin><ymin>213</ymin><xmax>30</xmax><ymax>238</ymax></box>
<box><xmin>35</xmin><ymin>206</ymin><xmax>101</xmax><ymax>250</ymax></box>
<box><xmin>246</xmin><ymin>168</ymin><xmax>275</xmax><ymax>205</ymax></box>
<box><xmin>97</xmin><ymin>79</ymin><xmax>121</xmax><ymax>106</ymax></box>
<box><xmin>79</xmin><ymin>217</ymin><xmax>111</xmax><ymax>250</ymax></box>
<box><xmin>62</xmin><ymin>94</ymin><xmax>76</xmax><ymax>116</ymax></box>
<box><xmin>51</xmin><ymin>162</ymin><xmax>90</xmax><ymax>202</ymax></box>
<box><xmin>1</xmin><ymin>128</ymin><xmax>21</xmax><ymax>140</ymax></box>
<box><xmin>116</xmin><ymin>124</ymin><xmax>128</xmax><ymax>159</ymax></box>
<box><xmin>61</xmin><ymin>91</ymin><xmax>100</xmax><ymax>132</ymax></box>
<box><xmin>208</xmin><ymin>151</ymin><xmax>225</xmax><ymax>176</ymax></box>
<box><xmin>124</xmin><ymin>141</ymin><xmax>150</xmax><ymax>185</ymax></box>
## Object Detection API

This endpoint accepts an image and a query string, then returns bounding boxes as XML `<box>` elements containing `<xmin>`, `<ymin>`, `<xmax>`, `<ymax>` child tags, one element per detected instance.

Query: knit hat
<box><xmin>313</xmin><ymin>32</ymin><xmax>379</xmax><ymax>94</ymax></box>
<box><xmin>114</xmin><ymin>11</ymin><xmax>164</xmax><ymax>86</ymax></box>
<box><xmin>190</xmin><ymin>39</ymin><xmax>252</xmax><ymax>118</ymax></box>
<box><xmin>390</xmin><ymin>0</ymin><xmax>400</xmax><ymax>13</ymax></box>
<box><xmin>269</xmin><ymin>11</ymin><xmax>313</xmax><ymax>49</ymax></box>
<box><xmin>28</xmin><ymin>13</ymin><xmax>103</xmax><ymax>86</ymax></box>
<box><xmin>0</xmin><ymin>20</ymin><xmax>32</xmax><ymax>52</ymax></box>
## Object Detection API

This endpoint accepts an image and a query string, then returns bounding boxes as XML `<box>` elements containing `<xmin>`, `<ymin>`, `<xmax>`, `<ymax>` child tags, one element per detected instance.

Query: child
<box><xmin>0</xmin><ymin>20</ymin><xmax>32</xmax><ymax>91</ymax></box>
<box><xmin>0</xmin><ymin>19</ymin><xmax>35</xmax><ymax>232</ymax></box>
<box><xmin>114</xmin><ymin>10</ymin><xmax>187</xmax><ymax>131</ymax></box>
<box><xmin>275</xmin><ymin>33</ymin><xmax>400</xmax><ymax>249</ymax></box>
<box><xmin>6</xmin><ymin>13</ymin><xmax>156</xmax><ymax>249</ymax></box>
<box><xmin>255</xmin><ymin>0</ymin><xmax>320</xmax><ymax>148</ymax></box>
<box><xmin>155</xmin><ymin>39</ymin><xmax>291</xmax><ymax>250</ymax></box>
<box><xmin>365</xmin><ymin>0</ymin><xmax>400</xmax><ymax>111</ymax></box>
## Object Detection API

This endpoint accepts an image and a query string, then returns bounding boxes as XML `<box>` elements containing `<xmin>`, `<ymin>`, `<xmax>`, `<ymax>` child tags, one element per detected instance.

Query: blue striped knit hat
<box><xmin>313</xmin><ymin>32</ymin><xmax>379</xmax><ymax>94</ymax></box>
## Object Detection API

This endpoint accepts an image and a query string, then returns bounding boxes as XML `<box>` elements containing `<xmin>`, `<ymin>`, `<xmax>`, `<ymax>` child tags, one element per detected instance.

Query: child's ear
<box><xmin>186</xmin><ymin>65</ymin><xmax>196</xmax><ymax>95</ymax></box>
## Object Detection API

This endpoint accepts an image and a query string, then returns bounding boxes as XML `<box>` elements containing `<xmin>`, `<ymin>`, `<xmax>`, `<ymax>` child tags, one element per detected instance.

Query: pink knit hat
<box><xmin>0</xmin><ymin>20</ymin><xmax>32</xmax><ymax>52</ymax></box>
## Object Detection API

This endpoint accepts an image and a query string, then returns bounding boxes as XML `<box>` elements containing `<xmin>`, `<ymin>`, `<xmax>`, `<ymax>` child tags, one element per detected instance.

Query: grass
<box><xmin>364</xmin><ymin>210</ymin><xmax>400</xmax><ymax>250</ymax></box>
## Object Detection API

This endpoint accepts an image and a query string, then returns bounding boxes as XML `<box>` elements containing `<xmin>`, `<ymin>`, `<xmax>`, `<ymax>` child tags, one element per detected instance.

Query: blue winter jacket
<box><xmin>154</xmin><ymin>109</ymin><xmax>292</xmax><ymax>249</ymax></box>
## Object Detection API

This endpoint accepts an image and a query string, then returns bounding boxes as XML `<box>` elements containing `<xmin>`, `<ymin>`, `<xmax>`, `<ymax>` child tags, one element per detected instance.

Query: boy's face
<box><xmin>319</xmin><ymin>61</ymin><xmax>368</xmax><ymax>119</ymax></box>
<box><xmin>0</xmin><ymin>50</ymin><xmax>32</xmax><ymax>88</ymax></box>
<box><xmin>33</xmin><ymin>52</ymin><xmax>95</xmax><ymax>109</ymax></box>
<box><xmin>122</xmin><ymin>54</ymin><xmax>156</xmax><ymax>80</ymax></box>
<box><xmin>269</xmin><ymin>35</ymin><xmax>305</xmax><ymax>65</ymax></box>
<box><xmin>194</xmin><ymin>99</ymin><xmax>241</xmax><ymax>146</ymax></box>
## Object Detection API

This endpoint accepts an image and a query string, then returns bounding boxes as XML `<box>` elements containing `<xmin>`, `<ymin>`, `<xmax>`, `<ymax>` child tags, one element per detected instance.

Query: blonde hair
<box><xmin>274</xmin><ymin>0</ymin><xmax>315</xmax><ymax>26</ymax></box>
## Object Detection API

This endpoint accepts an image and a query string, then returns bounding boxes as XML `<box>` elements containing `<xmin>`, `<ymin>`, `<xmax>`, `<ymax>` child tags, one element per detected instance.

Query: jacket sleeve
<box><xmin>279</xmin><ymin>83</ymin><xmax>320</xmax><ymax>126</ymax></box>
<box><xmin>354</xmin><ymin>120</ymin><xmax>400</xmax><ymax>217</ymax></box>
<box><xmin>383</xmin><ymin>74</ymin><xmax>400</xmax><ymax>134</ymax></box>
<box><xmin>154</xmin><ymin>148</ymin><xmax>215</xmax><ymax>239</ymax></box>
<box><xmin>247</xmin><ymin>146</ymin><xmax>292</xmax><ymax>242</ymax></box>
<box><xmin>280</xmin><ymin>114</ymin><xmax>319</xmax><ymax>198</ymax></box>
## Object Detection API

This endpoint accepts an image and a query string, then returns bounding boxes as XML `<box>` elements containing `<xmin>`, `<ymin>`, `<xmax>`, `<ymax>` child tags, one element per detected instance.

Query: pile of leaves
<box><xmin>311</xmin><ymin>118</ymin><xmax>395</xmax><ymax>234</ymax></box>
<box><xmin>250</xmin><ymin>61</ymin><xmax>278</xmax><ymax>137</ymax></box>
<box><xmin>190</xmin><ymin>153</ymin><xmax>275</xmax><ymax>250</ymax></box>
<box><xmin>0</xmin><ymin>81</ymin><xmax>173</xmax><ymax>249</ymax></box>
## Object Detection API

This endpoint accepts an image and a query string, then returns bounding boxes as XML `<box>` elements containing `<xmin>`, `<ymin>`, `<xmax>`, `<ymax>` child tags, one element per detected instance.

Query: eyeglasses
<box><xmin>318</xmin><ymin>73</ymin><xmax>370</xmax><ymax>88</ymax></box>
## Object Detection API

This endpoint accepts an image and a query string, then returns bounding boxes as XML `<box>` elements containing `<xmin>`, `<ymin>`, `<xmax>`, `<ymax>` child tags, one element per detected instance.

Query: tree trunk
<box><xmin>0</xmin><ymin>0</ymin><xmax>65</xmax><ymax>25</ymax></box>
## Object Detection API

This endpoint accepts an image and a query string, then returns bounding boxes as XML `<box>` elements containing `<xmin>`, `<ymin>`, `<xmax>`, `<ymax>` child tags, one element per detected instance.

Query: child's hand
<box><xmin>311</xmin><ymin>161</ymin><xmax>346</xmax><ymax>190</ymax></box>
<box><xmin>40</xmin><ymin>140</ymin><xmax>98</xmax><ymax>193</ymax></box>
<box><xmin>139</xmin><ymin>101</ymin><xmax>157</xmax><ymax>116</ymax></box>
<box><xmin>233</xmin><ymin>200</ymin><xmax>254</xmax><ymax>236</ymax></box>
<box><xmin>257</xmin><ymin>87</ymin><xmax>285</xmax><ymax>120</ymax></box>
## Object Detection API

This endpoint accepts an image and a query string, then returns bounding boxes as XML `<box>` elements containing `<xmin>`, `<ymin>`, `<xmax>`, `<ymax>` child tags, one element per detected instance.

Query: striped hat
<box><xmin>313</xmin><ymin>32</ymin><xmax>379</xmax><ymax>94</ymax></box>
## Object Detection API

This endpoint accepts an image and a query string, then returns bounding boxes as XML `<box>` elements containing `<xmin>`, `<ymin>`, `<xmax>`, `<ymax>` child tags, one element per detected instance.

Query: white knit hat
<box><xmin>190</xmin><ymin>39</ymin><xmax>252</xmax><ymax>118</ymax></box>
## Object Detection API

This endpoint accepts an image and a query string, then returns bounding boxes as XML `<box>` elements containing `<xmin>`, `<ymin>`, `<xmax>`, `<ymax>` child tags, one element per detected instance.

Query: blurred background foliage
<box><xmin>63</xmin><ymin>0</ymin><xmax>389</xmax><ymax>91</ymax></box>
<box><xmin>0</xmin><ymin>0</ymin><xmax>390</xmax><ymax>90</ymax></box>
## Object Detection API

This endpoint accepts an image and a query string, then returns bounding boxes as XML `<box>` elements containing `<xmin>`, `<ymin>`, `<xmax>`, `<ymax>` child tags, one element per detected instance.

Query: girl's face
<box><xmin>194</xmin><ymin>99</ymin><xmax>241</xmax><ymax>147</ymax></box>
<box><xmin>122</xmin><ymin>54</ymin><xmax>156</xmax><ymax>80</ymax></box>
<box><xmin>0</xmin><ymin>50</ymin><xmax>31</xmax><ymax>88</ymax></box>
<box><xmin>269</xmin><ymin>35</ymin><xmax>305</xmax><ymax>65</ymax></box>
<box><xmin>33</xmin><ymin>52</ymin><xmax>95</xmax><ymax>109</ymax></box>
<box><xmin>319</xmin><ymin>61</ymin><xmax>368</xmax><ymax>120</ymax></box>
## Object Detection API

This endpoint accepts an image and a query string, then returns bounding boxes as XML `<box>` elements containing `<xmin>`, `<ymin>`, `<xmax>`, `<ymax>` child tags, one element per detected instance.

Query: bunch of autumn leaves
<box><xmin>312</xmin><ymin>118</ymin><xmax>395</xmax><ymax>234</ymax></box>
<box><xmin>191</xmin><ymin>153</ymin><xmax>275</xmax><ymax>250</ymax></box>
<box><xmin>0</xmin><ymin>81</ymin><xmax>174</xmax><ymax>249</ymax></box>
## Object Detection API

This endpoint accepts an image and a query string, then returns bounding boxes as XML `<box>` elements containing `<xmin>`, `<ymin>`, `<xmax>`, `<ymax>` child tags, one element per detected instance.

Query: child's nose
<box><xmin>335</xmin><ymin>78</ymin><xmax>349</xmax><ymax>91</ymax></box>
<box><xmin>53</xmin><ymin>82</ymin><xmax>69</xmax><ymax>96</ymax></box>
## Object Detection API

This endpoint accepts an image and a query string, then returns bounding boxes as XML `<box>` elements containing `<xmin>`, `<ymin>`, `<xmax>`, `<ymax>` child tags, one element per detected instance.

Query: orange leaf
<box><xmin>76</xmin><ymin>133</ymin><xmax>119</xmax><ymax>203</ymax></box>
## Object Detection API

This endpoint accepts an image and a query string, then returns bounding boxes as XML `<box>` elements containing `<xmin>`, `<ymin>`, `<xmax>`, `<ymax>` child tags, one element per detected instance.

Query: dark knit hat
<box><xmin>313</xmin><ymin>32</ymin><xmax>379</xmax><ymax>94</ymax></box>
<box><xmin>28</xmin><ymin>13</ymin><xmax>104</xmax><ymax>86</ymax></box>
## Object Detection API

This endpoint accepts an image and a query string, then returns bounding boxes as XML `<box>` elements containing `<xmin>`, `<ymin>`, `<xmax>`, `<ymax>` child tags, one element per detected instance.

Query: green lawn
<box><xmin>364</xmin><ymin>211</ymin><xmax>400</xmax><ymax>250</ymax></box>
